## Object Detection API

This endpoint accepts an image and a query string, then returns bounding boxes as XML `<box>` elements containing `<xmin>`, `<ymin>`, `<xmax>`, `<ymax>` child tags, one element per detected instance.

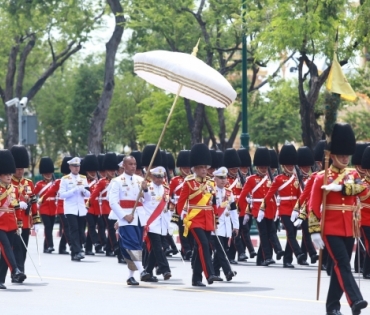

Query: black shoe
<box><xmin>326</xmin><ymin>310</ymin><xmax>343</xmax><ymax>315</ymax></box>
<box><xmin>184</xmin><ymin>250</ymin><xmax>192</xmax><ymax>260</ymax></box>
<box><xmin>0</xmin><ymin>283</ymin><xmax>6</xmax><ymax>289</ymax></box>
<box><xmin>164</xmin><ymin>248</ymin><xmax>173</xmax><ymax>256</ymax></box>
<box><xmin>297</xmin><ymin>253</ymin><xmax>306</xmax><ymax>265</ymax></box>
<box><xmin>172</xmin><ymin>248</ymin><xmax>179</xmax><ymax>255</ymax></box>
<box><xmin>192</xmin><ymin>281</ymin><xmax>206</xmax><ymax>287</ymax></box>
<box><xmin>310</xmin><ymin>254</ymin><xmax>319</xmax><ymax>264</ymax></box>
<box><xmin>163</xmin><ymin>272</ymin><xmax>172</xmax><ymax>280</ymax></box>
<box><xmin>229</xmin><ymin>260</ymin><xmax>238</xmax><ymax>265</ymax></box>
<box><xmin>155</xmin><ymin>268</ymin><xmax>161</xmax><ymax>276</ymax></box>
<box><xmin>127</xmin><ymin>277</ymin><xmax>139</xmax><ymax>285</ymax></box>
<box><xmin>85</xmin><ymin>250</ymin><xmax>95</xmax><ymax>256</ymax></box>
<box><xmin>106</xmin><ymin>251</ymin><xmax>115</xmax><ymax>257</ymax></box>
<box><xmin>118</xmin><ymin>258</ymin><xmax>126</xmax><ymax>264</ymax></box>
<box><xmin>140</xmin><ymin>270</ymin><xmax>151</xmax><ymax>281</ymax></box>
<box><xmin>142</xmin><ymin>275</ymin><xmax>158</xmax><ymax>282</ymax></box>
<box><xmin>265</xmin><ymin>258</ymin><xmax>276</xmax><ymax>265</ymax></box>
<box><xmin>207</xmin><ymin>275</ymin><xmax>222</xmax><ymax>284</ymax></box>
<box><xmin>71</xmin><ymin>254</ymin><xmax>82</xmax><ymax>261</ymax></box>
<box><xmin>44</xmin><ymin>247</ymin><xmax>54</xmax><ymax>253</ymax></box>
<box><xmin>59</xmin><ymin>250</ymin><xmax>70</xmax><ymax>255</ymax></box>
<box><xmin>299</xmin><ymin>260</ymin><xmax>309</xmax><ymax>266</ymax></box>
<box><xmin>351</xmin><ymin>300</ymin><xmax>368</xmax><ymax>315</ymax></box>
<box><xmin>283</xmin><ymin>263</ymin><xmax>295</xmax><ymax>268</ymax></box>
<box><xmin>238</xmin><ymin>253</ymin><xmax>248</xmax><ymax>261</ymax></box>
<box><xmin>11</xmin><ymin>269</ymin><xmax>27</xmax><ymax>283</ymax></box>
<box><xmin>363</xmin><ymin>274</ymin><xmax>370</xmax><ymax>279</ymax></box>
<box><xmin>226</xmin><ymin>271</ymin><xmax>236</xmax><ymax>281</ymax></box>
<box><xmin>321</xmin><ymin>264</ymin><xmax>327</xmax><ymax>271</ymax></box>
<box><xmin>249</xmin><ymin>251</ymin><xmax>257</xmax><ymax>259</ymax></box>
<box><xmin>276</xmin><ymin>250</ymin><xmax>284</xmax><ymax>260</ymax></box>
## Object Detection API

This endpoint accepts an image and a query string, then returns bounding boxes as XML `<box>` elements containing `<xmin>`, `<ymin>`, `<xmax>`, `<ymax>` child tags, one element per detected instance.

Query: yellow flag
<box><xmin>326</xmin><ymin>53</ymin><xmax>357</xmax><ymax>102</ymax></box>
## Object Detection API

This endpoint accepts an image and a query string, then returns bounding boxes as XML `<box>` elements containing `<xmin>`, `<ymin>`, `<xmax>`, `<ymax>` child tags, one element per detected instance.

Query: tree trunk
<box><xmin>191</xmin><ymin>103</ymin><xmax>205</xmax><ymax>145</ymax></box>
<box><xmin>87</xmin><ymin>0</ymin><xmax>125</xmax><ymax>154</ymax></box>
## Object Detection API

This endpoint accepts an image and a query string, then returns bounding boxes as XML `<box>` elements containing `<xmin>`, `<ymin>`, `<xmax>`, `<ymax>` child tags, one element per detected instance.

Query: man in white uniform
<box><xmin>59</xmin><ymin>157</ymin><xmax>90</xmax><ymax>261</ymax></box>
<box><xmin>109</xmin><ymin>155</ymin><xmax>151</xmax><ymax>285</ymax></box>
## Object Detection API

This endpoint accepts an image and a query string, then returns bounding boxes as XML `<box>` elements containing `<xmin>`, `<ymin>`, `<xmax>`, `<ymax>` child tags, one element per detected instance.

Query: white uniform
<box><xmin>213</xmin><ymin>187</ymin><xmax>239</xmax><ymax>237</ymax></box>
<box><xmin>143</xmin><ymin>181</ymin><xmax>169</xmax><ymax>236</ymax></box>
<box><xmin>108</xmin><ymin>173</ymin><xmax>147</xmax><ymax>226</ymax></box>
<box><xmin>59</xmin><ymin>173</ymin><xmax>90</xmax><ymax>216</ymax></box>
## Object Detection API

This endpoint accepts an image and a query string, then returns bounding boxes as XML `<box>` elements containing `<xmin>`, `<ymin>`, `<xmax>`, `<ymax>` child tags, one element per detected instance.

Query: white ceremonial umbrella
<box><xmin>129</xmin><ymin>42</ymin><xmax>237</xmax><ymax>215</ymax></box>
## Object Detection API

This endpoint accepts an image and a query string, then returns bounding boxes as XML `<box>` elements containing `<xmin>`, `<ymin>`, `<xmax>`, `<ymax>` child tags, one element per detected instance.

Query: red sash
<box><xmin>119</xmin><ymin>200</ymin><xmax>143</xmax><ymax>208</ymax></box>
<box><xmin>216</xmin><ymin>189</ymin><xmax>231</xmax><ymax>217</ymax></box>
<box><xmin>144</xmin><ymin>188</ymin><xmax>169</xmax><ymax>251</ymax></box>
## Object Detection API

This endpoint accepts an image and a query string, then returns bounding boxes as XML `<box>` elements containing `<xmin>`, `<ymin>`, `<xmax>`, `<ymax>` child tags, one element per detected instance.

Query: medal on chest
<box><xmin>293</xmin><ymin>181</ymin><xmax>299</xmax><ymax>189</ymax></box>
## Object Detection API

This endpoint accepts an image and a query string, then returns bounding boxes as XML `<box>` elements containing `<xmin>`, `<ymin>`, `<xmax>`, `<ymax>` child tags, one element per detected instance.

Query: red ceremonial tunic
<box><xmin>264</xmin><ymin>173</ymin><xmax>300</xmax><ymax>217</ymax></box>
<box><xmin>298</xmin><ymin>172</ymin><xmax>318</xmax><ymax>211</ymax></box>
<box><xmin>11</xmin><ymin>176</ymin><xmax>38</xmax><ymax>229</ymax></box>
<box><xmin>239</xmin><ymin>174</ymin><xmax>273</xmax><ymax>218</ymax></box>
<box><xmin>85</xmin><ymin>178</ymin><xmax>99</xmax><ymax>215</ymax></box>
<box><xmin>0</xmin><ymin>183</ymin><xmax>22</xmax><ymax>232</ymax></box>
<box><xmin>88</xmin><ymin>177</ymin><xmax>111</xmax><ymax>216</ymax></box>
<box><xmin>169</xmin><ymin>175</ymin><xmax>186</xmax><ymax>215</ymax></box>
<box><xmin>310</xmin><ymin>166</ymin><xmax>368</xmax><ymax>237</ymax></box>
<box><xmin>177</xmin><ymin>175</ymin><xmax>216</xmax><ymax>231</ymax></box>
<box><xmin>359</xmin><ymin>177</ymin><xmax>370</xmax><ymax>227</ymax></box>
<box><xmin>34</xmin><ymin>180</ymin><xmax>57</xmax><ymax>216</ymax></box>
<box><xmin>42</xmin><ymin>179</ymin><xmax>64</xmax><ymax>215</ymax></box>
<box><xmin>225</xmin><ymin>175</ymin><xmax>243</xmax><ymax>216</ymax></box>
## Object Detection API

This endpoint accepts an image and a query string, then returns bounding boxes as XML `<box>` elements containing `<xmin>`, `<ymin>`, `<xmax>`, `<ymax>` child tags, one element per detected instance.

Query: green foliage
<box><xmin>249</xmin><ymin>79</ymin><xmax>301</xmax><ymax>147</ymax></box>
<box><xmin>344</xmin><ymin>110</ymin><xmax>370</xmax><ymax>141</ymax></box>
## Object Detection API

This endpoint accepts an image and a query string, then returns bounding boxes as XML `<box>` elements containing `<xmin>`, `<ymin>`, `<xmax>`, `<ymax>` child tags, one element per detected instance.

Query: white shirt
<box><xmin>108</xmin><ymin>173</ymin><xmax>147</xmax><ymax>226</ymax></box>
<box><xmin>59</xmin><ymin>173</ymin><xmax>90</xmax><ymax>216</ymax></box>
<box><xmin>213</xmin><ymin>187</ymin><xmax>239</xmax><ymax>237</ymax></box>
<box><xmin>143</xmin><ymin>182</ymin><xmax>169</xmax><ymax>236</ymax></box>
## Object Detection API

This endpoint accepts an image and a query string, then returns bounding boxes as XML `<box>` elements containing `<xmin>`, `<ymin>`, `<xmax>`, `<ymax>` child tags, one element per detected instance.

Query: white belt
<box><xmin>251</xmin><ymin>198</ymin><xmax>263</xmax><ymax>202</ymax></box>
<box><xmin>95</xmin><ymin>197</ymin><xmax>107</xmax><ymax>201</ymax></box>
<box><xmin>279</xmin><ymin>196</ymin><xmax>298</xmax><ymax>201</ymax></box>
<box><xmin>47</xmin><ymin>197</ymin><xmax>56</xmax><ymax>200</ymax></box>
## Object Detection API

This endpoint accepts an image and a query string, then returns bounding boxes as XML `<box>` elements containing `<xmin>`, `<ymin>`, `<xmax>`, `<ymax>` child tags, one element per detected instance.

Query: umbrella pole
<box><xmin>130</xmin><ymin>84</ymin><xmax>183</xmax><ymax>216</ymax></box>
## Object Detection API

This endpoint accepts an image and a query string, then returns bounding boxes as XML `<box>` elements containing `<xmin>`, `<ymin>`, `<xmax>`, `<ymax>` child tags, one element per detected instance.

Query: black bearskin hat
<box><xmin>176</xmin><ymin>150</ymin><xmax>191</xmax><ymax>168</ymax></box>
<box><xmin>279</xmin><ymin>144</ymin><xmax>297</xmax><ymax>165</ymax></box>
<box><xmin>352</xmin><ymin>142</ymin><xmax>369</xmax><ymax>166</ymax></box>
<box><xmin>269</xmin><ymin>149</ymin><xmax>279</xmax><ymax>169</ymax></box>
<box><xmin>160</xmin><ymin>150</ymin><xmax>168</xmax><ymax>169</ymax></box>
<box><xmin>117</xmin><ymin>154</ymin><xmax>125</xmax><ymax>164</ymax></box>
<box><xmin>39</xmin><ymin>157</ymin><xmax>54</xmax><ymax>174</ymax></box>
<box><xmin>224</xmin><ymin>148</ymin><xmax>241</xmax><ymax>168</ymax></box>
<box><xmin>166</xmin><ymin>152</ymin><xmax>175</xmax><ymax>170</ymax></box>
<box><xmin>82</xmin><ymin>154</ymin><xmax>99</xmax><ymax>172</ymax></box>
<box><xmin>361</xmin><ymin>146</ymin><xmax>370</xmax><ymax>169</ymax></box>
<box><xmin>10</xmin><ymin>145</ymin><xmax>29</xmax><ymax>168</ymax></box>
<box><xmin>61</xmin><ymin>156</ymin><xmax>72</xmax><ymax>174</ymax></box>
<box><xmin>103</xmin><ymin>152</ymin><xmax>118</xmax><ymax>171</ymax></box>
<box><xmin>216</xmin><ymin>150</ymin><xmax>224</xmax><ymax>168</ymax></box>
<box><xmin>0</xmin><ymin>150</ymin><xmax>16</xmax><ymax>174</ymax></box>
<box><xmin>297</xmin><ymin>146</ymin><xmax>314</xmax><ymax>167</ymax></box>
<box><xmin>329</xmin><ymin>123</ymin><xmax>356</xmax><ymax>155</ymax></box>
<box><xmin>131</xmin><ymin>151</ymin><xmax>142</xmax><ymax>169</ymax></box>
<box><xmin>237</xmin><ymin>148</ymin><xmax>252</xmax><ymax>167</ymax></box>
<box><xmin>142</xmin><ymin>145</ymin><xmax>162</xmax><ymax>167</ymax></box>
<box><xmin>253</xmin><ymin>147</ymin><xmax>271</xmax><ymax>167</ymax></box>
<box><xmin>209</xmin><ymin>149</ymin><xmax>219</xmax><ymax>169</ymax></box>
<box><xmin>190</xmin><ymin>144</ymin><xmax>212</xmax><ymax>168</ymax></box>
<box><xmin>97</xmin><ymin>154</ymin><xmax>105</xmax><ymax>171</ymax></box>
<box><xmin>314</xmin><ymin>140</ymin><xmax>326</xmax><ymax>162</ymax></box>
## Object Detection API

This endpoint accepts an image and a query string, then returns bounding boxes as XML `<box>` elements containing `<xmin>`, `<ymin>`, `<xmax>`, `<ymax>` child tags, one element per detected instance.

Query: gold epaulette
<box><xmin>343</xmin><ymin>183</ymin><xmax>366</xmax><ymax>196</ymax></box>
<box><xmin>32</xmin><ymin>213</ymin><xmax>42</xmax><ymax>225</ymax></box>
<box><xmin>163</xmin><ymin>183</ymin><xmax>169</xmax><ymax>189</ymax></box>
<box><xmin>308</xmin><ymin>211</ymin><xmax>321</xmax><ymax>234</ymax></box>
<box><xmin>62</xmin><ymin>175</ymin><xmax>71</xmax><ymax>179</ymax></box>
<box><xmin>24</xmin><ymin>178</ymin><xmax>33</xmax><ymax>183</ymax></box>
<box><xmin>79</xmin><ymin>174</ymin><xmax>86</xmax><ymax>178</ymax></box>
<box><xmin>184</xmin><ymin>174</ymin><xmax>195</xmax><ymax>181</ymax></box>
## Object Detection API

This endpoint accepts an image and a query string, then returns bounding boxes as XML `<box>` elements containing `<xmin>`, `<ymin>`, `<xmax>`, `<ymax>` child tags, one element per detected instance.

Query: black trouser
<box><xmin>300</xmin><ymin>218</ymin><xmax>317</xmax><ymax>259</ymax></box>
<box><xmin>265</xmin><ymin>218</ymin><xmax>283</xmax><ymax>254</ymax></box>
<box><xmin>190</xmin><ymin>228</ymin><xmax>214</xmax><ymax>282</ymax></box>
<box><xmin>59</xmin><ymin>214</ymin><xmax>70</xmax><ymax>252</ymax></box>
<box><xmin>86</xmin><ymin>213</ymin><xmax>100</xmax><ymax>246</ymax></box>
<box><xmin>178</xmin><ymin>218</ymin><xmax>193</xmax><ymax>255</ymax></box>
<box><xmin>145</xmin><ymin>232</ymin><xmax>170</xmax><ymax>275</ymax></box>
<box><xmin>239</xmin><ymin>216</ymin><xmax>255</xmax><ymax>255</ymax></box>
<box><xmin>41</xmin><ymin>214</ymin><xmax>55</xmax><ymax>250</ymax></box>
<box><xmin>212</xmin><ymin>235</ymin><xmax>231</xmax><ymax>276</ymax></box>
<box><xmin>256</xmin><ymin>219</ymin><xmax>272</xmax><ymax>261</ymax></box>
<box><xmin>354</xmin><ymin>236</ymin><xmax>365</xmax><ymax>273</ymax></box>
<box><xmin>0</xmin><ymin>230</ymin><xmax>17</xmax><ymax>283</ymax></box>
<box><xmin>280</xmin><ymin>215</ymin><xmax>302</xmax><ymax>264</ymax></box>
<box><xmin>13</xmin><ymin>228</ymin><xmax>30</xmax><ymax>272</ymax></box>
<box><xmin>97</xmin><ymin>216</ymin><xmax>106</xmax><ymax>247</ymax></box>
<box><xmin>102</xmin><ymin>214</ymin><xmax>118</xmax><ymax>253</ymax></box>
<box><xmin>66</xmin><ymin>214</ymin><xmax>86</xmax><ymax>256</ymax></box>
<box><xmin>324</xmin><ymin>235</ymin><xmax>363</xmax><ymax>312</ymax></box>
<box><xmin>162</xmin><ymin>233</ymin><xmax>177</xmax><ymax>252</ymax></box>
<box><xmin>361</xmin><ymin>226</ymin><xmax>370</xmax><ymax>276</ymax></box>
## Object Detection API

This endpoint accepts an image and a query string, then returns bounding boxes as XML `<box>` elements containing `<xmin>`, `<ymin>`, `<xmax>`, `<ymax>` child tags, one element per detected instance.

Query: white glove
<box><xmin>256</xmin><ymin>210</ymin><xmax>265</xmax><ymax>222</ymax></box>
<box><xmin>246</xmin><ymin>197</ymin><xmax>251</xmax><ymax>204</ymax></box>
<box><xmin>34</xmin><ymin>224</ymin><xmax>42</xmax><ymax>234</ymax></box>
<box><xmin>294</xmin><ymin>218</ymin><xmax>303</xmax><ymax>227</ymax></box>
<box><xmin>180</xmin><ymin>210</ymin><xmax>187</xmax><ymax>220</ymax></box>
<box><xmin>311</xmin><ymin>233</ymin><xmax>325</xmax><ymax>249</ymax></box>
<box><xmin>19</xmin><ymin>201</ymin><xmax>28</xmax><ymax>209</ymax></box>
<box><xmin>17</xmin><ymin>228</ymin><xmax>22</xmax><ymax>235</ymax></box>
<box><xmin>79</xmin><ymin>185</ymin><xmax>86</xmax><ymax>192</ymax></box>
<box><xmin>321</xmin><ymin>183</ymin><xmax>342</xmax><ymax>192</ymax></box>
<box><xmin>243</xmin><ymin>214</ymin><xmax>250</xmax><ymax>225</ymax></box>
<box><xmin>290</xmin><ymin>210</ymin><xmax>299</xmax><ymax>222</ymax></box>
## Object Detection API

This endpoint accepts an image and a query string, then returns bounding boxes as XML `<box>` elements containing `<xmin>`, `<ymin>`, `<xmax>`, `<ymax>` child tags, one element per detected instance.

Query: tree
<box><xmin>88</xmin><ymin>0</ymin><xmax>125</xmax><ymax>154</ymax></box>
<box><xmin>0</xmin><ymin>0</ymin><xmax>105</xmax><ymax>148</ymax></box>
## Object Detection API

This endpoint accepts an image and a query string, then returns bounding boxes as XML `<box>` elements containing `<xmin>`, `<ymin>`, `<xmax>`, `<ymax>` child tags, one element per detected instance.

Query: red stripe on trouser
<box><xmin>323</xmin><ymin>235</ymin><xmax>353</xmax><ymax>305</ymax></box>
<box><xmin>0</xmin><ymin>243</ymin><xmax>13</xmax><ymax>272</ymax></box>
<box><xmin>361</xmin><ymin>227</ymin><xmax>370</xmax><ymax>255</ymax></box>
<box><xmin>191</xmin><ymin>229</ymin><xmax>209</xmax><ymax>279</ymax></box>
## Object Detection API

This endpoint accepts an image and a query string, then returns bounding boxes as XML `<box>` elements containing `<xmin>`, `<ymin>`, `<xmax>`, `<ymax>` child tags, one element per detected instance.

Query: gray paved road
<box><xmin>2</xmin><ymin>235</ymin><xmax>369</xmax><ymax>315</ymax></box>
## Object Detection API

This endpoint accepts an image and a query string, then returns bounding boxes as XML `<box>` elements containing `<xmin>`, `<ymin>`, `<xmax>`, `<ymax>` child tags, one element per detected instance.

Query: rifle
<box><xmin>294</xmin><ymin>165</ymin><xmax>305</xmax><ymax>190</ymax></box>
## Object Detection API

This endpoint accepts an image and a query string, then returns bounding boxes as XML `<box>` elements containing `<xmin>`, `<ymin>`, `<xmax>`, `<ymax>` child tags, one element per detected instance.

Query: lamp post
<box><xmin>240</xmin><ymin>0</ymin><xmax>250</xmax><ymax>150</ymax></box>
<box><xmin>5</xmin><ymin>97</ymin><xmax>28</xmax><ymax>145</ymax></box>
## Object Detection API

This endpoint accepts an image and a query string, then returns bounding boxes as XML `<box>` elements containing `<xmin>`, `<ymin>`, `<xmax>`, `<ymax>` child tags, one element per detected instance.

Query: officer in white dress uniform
<box><xmin>142</xmin><ymin>167</ymin><xmax>172</xmax><ymax>282</ymax></box>
<box><xmin>108</xmin><ymin>155</ymin><xmax>151</xmax><ymax>285</ymax></box>
<box><xmin>212</xmin><ymin>167</ymin><xmax>239</xmax><ymax>281</ymax></box>
<box><xmin>58</xmin><ymin>157</ymin><xmax>90</xmax><ymax>261</ymax></box>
